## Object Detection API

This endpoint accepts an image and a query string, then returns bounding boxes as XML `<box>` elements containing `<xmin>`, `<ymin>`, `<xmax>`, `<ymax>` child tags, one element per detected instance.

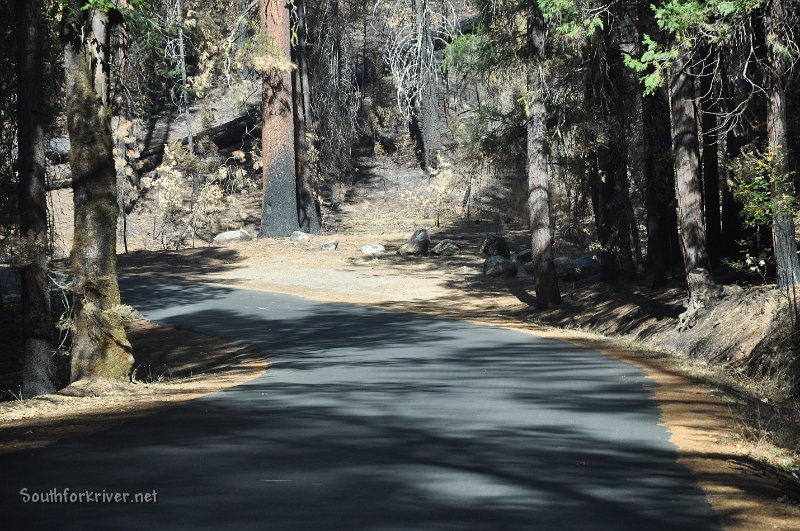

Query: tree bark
<box><xmin>413</xmin><ymin>0</ymin><xmax>441</xmax><ymax>173</ymax></box>
<box><xmin>527</xmin><ymin>1</ymin><xmax>561</xmax><ymax>308</ymax></box>
<box><xmin>670</xmin><ymin>51</ymin><xmax>713</xmax><ymax>275</ymax></box>
<box><xmin>765</xmin><ymin>0</ymin><xmax>800</xmax><ymax>289</ymax></box>
<box><xmin>670</xmin><ymin>48</ymin><xmax>719</xmax><ymax>328</ymax></box>
<box><xmin>16</xmin><ymin>0</ymin><xmax>55</xmax><ymax>396</ymax></box>
<box><xmin>63</xmin><ymin>4</ymin><xmax>133</xmax><ymax>382</ymax></box>
<box><xmin>259</xmin><ymin>0</ymin><xmax>301</xmax><ymax>237</ymax></box>
<box><xmin>292</xmin><ymin>1</ymin><xmax>320</xmax><ymax>233</ymax></box>
<box><xmin>700</xmin><ymin>58</ymin><xmax>722</xmax><ymax>268</ymax></box>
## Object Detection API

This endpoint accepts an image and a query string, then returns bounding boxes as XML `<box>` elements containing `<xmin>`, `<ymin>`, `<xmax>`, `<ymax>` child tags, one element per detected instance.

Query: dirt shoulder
<box><xmin>0</xmin><ymin>320</ymin><xmax>266</xmax><ymax>455</ymax></box>
<box><xmin>114</xmin><ymin>228</ymin><xmax>799</xmax><ymax>530</ymax></box>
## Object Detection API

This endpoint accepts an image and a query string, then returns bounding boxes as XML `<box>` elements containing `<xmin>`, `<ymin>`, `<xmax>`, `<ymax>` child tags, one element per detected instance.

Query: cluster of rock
<box><xmin>481</xmin><ymin>235</ymin><xmax>517</xmax><ymax>278</ymax></box>
<box><xmin>210</xmin><ymin>227</ymin><xmax>600</xmax><ymax>282</ymax></box>
<box><xmin>394</xmin><ymin>229</ymin><xmax>462</xmax><ymax>257</ymax></box>
<box><xmin>480</xmin><ymin>234</ymin><xmax>601</xmax><ymax>280</ymax></box>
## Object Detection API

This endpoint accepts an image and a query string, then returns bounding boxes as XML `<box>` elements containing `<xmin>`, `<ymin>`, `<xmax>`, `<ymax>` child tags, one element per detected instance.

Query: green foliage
<box><xmin>623</xmin><ymin>35</ymin><xmax>677</xmax><ymax>96</ymax></box>
<box><xmin>625</xmin><ymin>0</ymin><xmax>764</xmax><ymax>95</ymax></box>
<box><xmin>538</xmin><ymin>0</ymin><xmax>604</xmax><ymax>38</ymax></box>
<box><xmin>730</xmin><ymin>146</ymin><xmax>798</xmax><ymax>228</ymax></box>
<box><xmin>723</xmin><ymin>248</ymin><xmax>770</xmax><ymax>284</ymax></box>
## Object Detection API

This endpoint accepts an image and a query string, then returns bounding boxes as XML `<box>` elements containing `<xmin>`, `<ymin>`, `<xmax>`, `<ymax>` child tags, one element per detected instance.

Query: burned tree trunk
<box><xmin>62</xmin><ymin>4</ymin><xmax>133</xmax><ymax>382</ymax></box>
<box><xmin>259</xmin><ymin>0</ymin><xmax>301</xmax><ymax>237</ymax></box>
<box><xmin>16</xmin><ymin>0</ymin><xmax>54</xmax><ymax>396</ymax></box>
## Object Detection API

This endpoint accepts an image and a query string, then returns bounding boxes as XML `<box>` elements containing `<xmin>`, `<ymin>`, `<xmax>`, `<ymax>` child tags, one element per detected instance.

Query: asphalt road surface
<box><xmin>1</xmin><ymin>278</ymin><xmax>721</xmax><ymax>530</ymax></box>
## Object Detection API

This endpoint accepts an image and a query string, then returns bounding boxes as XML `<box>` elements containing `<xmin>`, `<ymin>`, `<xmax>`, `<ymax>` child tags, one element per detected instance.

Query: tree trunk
<box><xmin>413</xmin><ymin>0</ymin><xmax>441</xmax><ymax>172</ymax></box>
<box><xmin>670</xmin><ymin>48</ymin><xmax>719</xmax><ymax>328</ymax></box>
<box><xmin>16</xmin><ymin>0</ymin><xmax>54</xmax><ymax>396</ymax></box>
<box><xmin>670</xmin><ymin>51</ymin><xmax>713</xmax><ymax>276</ymax></box>
<box><xmin>765</xmin><ymin>0</ymin><xmax>800</xmax><ymax>289</ymax></box>
<box><xmin>643</xmin><ymin>87</ymin><xmax>675</xmax><ymax>288</ymax></box>
<box><xmin>527</xmin><ymin>1</ymin><xmax>561</xmax><ymax>309</ymax></box>
<box><xmin>292</xmin><ymin>1</ymin><xmax>320</xmax><ymax>233</ymax></box>
<box><xmin>700</xmin><ymin>58</ymin><xmax>722</xmax><ymax>268</ymax></box>
<box><xmin>63</xmin><ymin>5</ymin><xmax>133</xmax><ymax>382</ymax></box>
<box><xmin>259</xmin><ymin>0</ymin><xmax>301</xmax><ymax>237</ymax></box>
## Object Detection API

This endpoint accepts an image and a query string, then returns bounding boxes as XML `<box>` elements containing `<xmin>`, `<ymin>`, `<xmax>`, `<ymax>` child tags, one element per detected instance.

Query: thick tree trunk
<box><xmin>700</xmin><ymin>61</ymin><xmax>722</xmax><ymax>268</ymax></box>
<box><xmin>670</xmin><ymin>49</ymin><xmax>719</xmax><ymax>328</ymax></box>
<box><xmin>670</xmin><ymin>52</ymin><xmax>712</xmax><ymax>275</ymax></box>
<box><xmin>63</xmin><ymin>6</ymin><xmax>133</xmax><ymax>382</ymax></box>
<box><xmin>259</xmin><ymin>0</ymin><xmax>301</xmax><ymax>237</ymax></box>
<box><xmin>16</xmin><ymin>0</ymin><xmax>54</xmax><ymax>396</ymax></box>
<box><xmin>292</xmin><ymin>2</ymin><xmax>320</xmax><ymax>233</ymax></box>
<box><xmin>527</xmin><ymin>1</ymin><xmax>561</xmax><ymax>309</ymax></box>
<box><xmin>765</xmin><ymin>0</ymin><xmax>800</xmax><ymax>289</ymax></box>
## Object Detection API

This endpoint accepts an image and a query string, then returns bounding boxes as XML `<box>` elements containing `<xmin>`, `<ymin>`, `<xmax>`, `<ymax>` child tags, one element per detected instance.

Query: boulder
<box><xmin>320</xmin><ymin>240</ymin><xmax>339</xmax><ymax>251</ymax></box>
<box><xmin>290</xmin><ymin>230</ymin><xmax>310</xmax><ymax>243</ymax></box>
<box><xmin>361</xmin><ymin>243</ymin><xmax>386</xmax><ymax>256</ymax></box>
<box><xmin>571</xmin><ymin>253</ymin><xmax>601</xmax><ymax>279</ymax></box>
<box><xmin>553</xmin><ymin>256</ymin><xmax>574</xmax><ymax>278</ymax></box>
<box><xmin>483</xmin><ymin>255</ymin><xmax>518</xmax><ymax>278</ymax></box>
<box><xmin>398</xmin><ymin>228</ymin><xmax>430</xmax><ymax>256</ymax></box>
<box><xmin>515</xmin><ymin>249</ymin><xmax>532</xmax><ymax>263</ymax></box>
<box><xmin>523</xmin><ymin>261</ymin><xmax>535</xmax><ymax>275</ymax></box>
<box><xmin>431</xmin><ymin>239</ymin><xmax>461</xmax><ymax>256</ymax></box>
<box><xmin>480</xmin><ymin>235</ymin><xmax>511</xmax><ymax>259</ymax></box>
<box><xmin>212</xmin><ymin>229</ymin><xmax>252</xmax><ymax>245</ymax></box>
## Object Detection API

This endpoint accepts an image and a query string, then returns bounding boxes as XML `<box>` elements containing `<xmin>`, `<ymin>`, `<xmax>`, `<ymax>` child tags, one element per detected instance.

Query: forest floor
<box><xmin>1</xmin><ymin>153</ymin><xmax>799</xmax><ymax>529</ymax></box>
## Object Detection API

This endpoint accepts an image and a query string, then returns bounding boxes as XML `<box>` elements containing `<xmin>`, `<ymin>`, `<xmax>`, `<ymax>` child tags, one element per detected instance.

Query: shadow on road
<box><xmin>1</xmin><ymin>283</ymin><xmax>723</xmax><ymax>530</ymax></box>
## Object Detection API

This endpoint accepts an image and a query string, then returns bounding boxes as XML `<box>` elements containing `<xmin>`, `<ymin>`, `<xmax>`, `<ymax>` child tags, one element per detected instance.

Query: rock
<box><xmin>553</xmin><ymin>256</ymin><xmax>574</xmax><ymax>278</ymax></box>
<box><xmin>320</xmin><ymin>240</ymin><xmax>339</xmax><ymax>251</ymax></box>
<box><xmin>398</xmin><ymin>228</ymin><xmax>431</xmax><ymax>256</ymax></box>
<box><xmin>431</xmin><ymin>239</ymin><xmax>461</xmax><ymax>256</ymax></box>
<box><xmin>290</xmin><ymin>230</ymin><xmax>310</xmax><ymax>243</ymax></box>
<box><xmin>361</xmin><ymin>243</ymin><xmax>386</xmax><ymax>256</ymax></box>
<box><xmin>571</xmin><ymin>253</ymin><xmax>601</xmax><ymax>279</ymax></box>
<box><xmin>515</xmin><ymin>249</ymin><xmax>532</xmax><ymax>263</ymax></box>
<box><xmin>212</xmin><ymin>229</ymin><xmax>252</xmax><ymax>245</ymax></box>
<box><xmin>523</xmin><ymin>261</ymin><xmax>535</xmax><ymax>275</ymax></box>
<box><xmin>483</xmin><ymin>255</ymin><xmax>518</xmax><ymax>278</ymax></box>
<box><xmin>480</xmin><ymin>235</ymin><xmax>511</xmax><ymax>259</ymax></box>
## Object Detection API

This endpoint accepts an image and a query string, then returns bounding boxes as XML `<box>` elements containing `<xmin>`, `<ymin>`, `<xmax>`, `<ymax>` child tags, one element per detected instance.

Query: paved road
<box><xmin>1</xmin><ymin>279</ymin><xmax>720</xmax><ymax>530</ymax></box>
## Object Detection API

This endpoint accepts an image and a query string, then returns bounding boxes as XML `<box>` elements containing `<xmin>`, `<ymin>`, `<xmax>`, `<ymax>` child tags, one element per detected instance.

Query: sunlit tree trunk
<box><xmin>16</xmin><ymin>0</ymin><xmax>54</xmax><ymax>396</ymax></box>
<box><xmin>527</xmin><ymin>0</ymin><xmax>561</xmax><ymax>308</ymax></box>
<box><xmin>670</xmin><ymin>49</ymin><xmax>719</xmax><ymax>327</ymax></box>
<box><xmin>63</xmin><ymin>3</ymin><xmax>133</xmax><ymax>382</ymax></box>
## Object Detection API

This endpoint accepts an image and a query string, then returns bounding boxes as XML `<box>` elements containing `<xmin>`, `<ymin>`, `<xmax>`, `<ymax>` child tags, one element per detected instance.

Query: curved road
<box><xmin>1</xmin><ymin>279</ymin><xmax>720</xmax><ymax>530</ymax></box>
